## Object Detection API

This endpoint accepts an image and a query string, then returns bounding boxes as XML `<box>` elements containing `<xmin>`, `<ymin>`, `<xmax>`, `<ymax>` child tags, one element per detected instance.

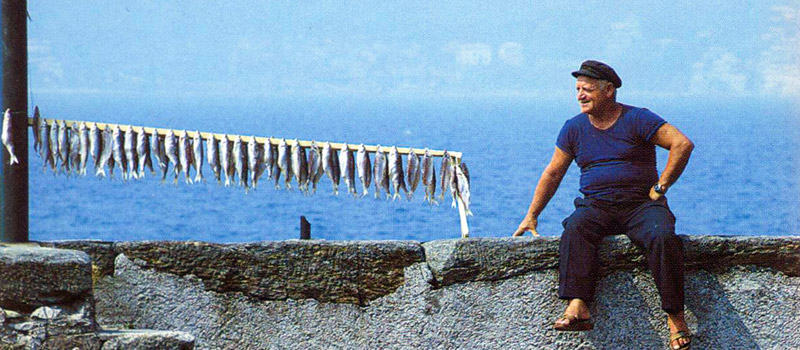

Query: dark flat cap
<box><xmin>571</xmin><ymin>60</ymin><xmax>622</xmax><ymax>88</ymax></box>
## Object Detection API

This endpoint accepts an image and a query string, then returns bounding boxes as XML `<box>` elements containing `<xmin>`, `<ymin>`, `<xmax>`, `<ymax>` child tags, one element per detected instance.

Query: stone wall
<box><xmin>43</xmin><ymin>236</ymin><xmax>800</xmax><ymax>350</ymax></box>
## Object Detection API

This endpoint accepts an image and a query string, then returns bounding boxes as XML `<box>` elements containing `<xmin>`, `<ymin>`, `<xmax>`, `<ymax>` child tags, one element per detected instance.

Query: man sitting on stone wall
<box><xmin>512</xmin><ymin>60</ymin><xmax>695</xmax><ymax>350</ymax></box>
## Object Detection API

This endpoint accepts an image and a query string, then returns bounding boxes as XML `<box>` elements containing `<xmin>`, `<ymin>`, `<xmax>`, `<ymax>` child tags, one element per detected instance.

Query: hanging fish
<box><xmin>89</xmin><ymin>123</ymin><xmax>101</xmax><ymax>174</ymax></box>
<box><xmin>291</xmin><ymin>140</ymin><xmax>308</xmax><ymax>193</ymax></box>
<box><xmin>356</xmin><ymin>144</ymin><xmax>372</xmax><ymax>197</ymax></box>
<box><xmin>406</xmin><ymin>149</ymin><xmax>421</xmax><ymax>200</ymax></box>
<box><xmin>307</xmin><ymin>142</ymin><xmax>323</xmax><ymax>193</ymax></box>
<box><xmin>373</xmin><ymin>145</ymin><xmax>390</xmax><ymax>199</ymax></box>
<box><xmin>48</xmin><ymin>120</ymin><xmax>60</xmax><ymax>174</ymax></box>
<box><xmin>124</xmin><ymin>126</ymin><xmax>139</xmax><ymax>180</ymax></box>
<box><xmin>57</xmin><ymin>121</ymin><xmax>71</xmax><ymax>175</ymax></box>
<box><xmin>97</xmin><ymin>128</ymin><xmax>113</xmax><ymax>178</ymax></box>
<box><xmin>164</xmin><ymin>130</ymin><xmax>180</xmax><ymax>184</ymax></box>
<box><xmin>192</xmin><ymin>131</ymin><xmax>204</xmax><ymax>183</ymax></box>
<box><xmin>151</xmin><ymin>131</ymin><xmax>168</xmax><ymax>183</ymax></box>
<box><xmin>263</xmin><ymin>138</ymin><xmax>276</xmax><ymax>181</ymax></box>
<box><xmin>69</xmin><ymin>124</ymin><xmax>81</xmax><ymax>176</ymax></box>
<box><xmin>32</xmin><ymin>106</ymin><xmax>42</xmax><ymax>155</ymax></box>
<box><xmin>78</xmin><ymin>122</ymin><xmax>89</xmax><ymax>176</ymax></box>
<box><xmin>206</xmin><ymin>134</ymin><xmax>221</xmax><ymax>184</ymax></box>
<box><xmin>388</xmin><ymin>146</ymin><xmax>407</xmax><ymax>200</ymax></box>
<box><xmin>178</xmin><ymin>131</ymin><xmax>193</xmax><ymax>184</ymax></box>
<box><xmin>278</xmin><ymin>138</ymin><xmax>292</xmax><ymax>190</ymax></box>
<box><xmin>136</xmin><ymin>127</ymin><xmax>153</xmax><ymax>178</ymax></box>
<box><xmin>247</xmin><ymin>136</ymin><xmax>263</xmax><ymax>189</ymax></box>
<box><xmin>233</xmin><ymin>135</ymin><xmax>248</xmax><ymax>190</ymax></box>
<box><xmin>339</xmin><ymin>143</ymin><xmax>358</xmax><ymax>197</ymax></box>
<box><xmin>1</xmin><ymin>109</ymin><xmax>18</xmax><ymax>165</ymax></box>
<box><xmin>41</xmin><ymin>120</ymin><xmax>54</xmax><ymax>173</ymax></box>
<box><xmin>455</xmin><ymin>161</ymin><xmax>472</xmax><ymax>216</ymax></box>
<box><xmin>449</xmin><ymin>161</ymin><xmax>459</xmax><ymax>208</ymax></box>
<box><xmin>439</xmin><ymin>150</ymin><xmax>452</xmax><ymax>201</ymax></box>
<box><xmin>322</xmin><ymin>141</ymin><xmax>339</xmax><ymax>195</ymax></box>
<box><xmin>219</xmin><ymin>135</ymin><xmax>232</xmax><ymax>186</ymax></box>
<box><xmin>421</xmin><ymin>149</ymin><xmax>437</xmax><ymax>205</ymax></box>
<box><xmin>111</xmin><ymin>125</ymin><xmax>127</xmax><ymax>180</ymax></box>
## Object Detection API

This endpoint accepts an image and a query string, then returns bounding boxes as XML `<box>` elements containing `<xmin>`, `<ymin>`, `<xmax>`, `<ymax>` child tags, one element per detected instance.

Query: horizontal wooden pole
<box><xmin>28</xmin><ymin>117</ymin><xmax>462</xmax><ymax>159</ymax></box>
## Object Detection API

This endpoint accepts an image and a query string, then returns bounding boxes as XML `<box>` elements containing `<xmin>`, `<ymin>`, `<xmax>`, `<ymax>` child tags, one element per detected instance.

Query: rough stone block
<box><xmin>98</xmin><ymin>330</ymin><xmax>194</xmax><ymax>350</ymax></box>
<box><xmin>0</xmin><ymin>245</ymin><xmax>93</xmax><ymax>312</ymax></box>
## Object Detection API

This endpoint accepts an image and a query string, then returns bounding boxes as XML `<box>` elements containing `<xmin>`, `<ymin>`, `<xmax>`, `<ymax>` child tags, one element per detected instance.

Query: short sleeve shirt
<box><xmin>556</xmin><ymin>104</ymin><xmax>666</xmax><ymax>202</ymax></box>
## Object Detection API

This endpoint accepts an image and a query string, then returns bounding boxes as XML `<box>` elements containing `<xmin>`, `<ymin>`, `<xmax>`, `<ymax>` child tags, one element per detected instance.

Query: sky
<box><xmin>26</xmin><ymin>1</ymin><xmax>800</xmax><ymax>102</ymax></box>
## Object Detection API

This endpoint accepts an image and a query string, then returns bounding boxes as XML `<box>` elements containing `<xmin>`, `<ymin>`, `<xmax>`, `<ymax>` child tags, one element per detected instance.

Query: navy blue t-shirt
<box><xmin>556</xmin><ymin>104</ymin><xmax>666</xmax><ymax>202</ymax></box>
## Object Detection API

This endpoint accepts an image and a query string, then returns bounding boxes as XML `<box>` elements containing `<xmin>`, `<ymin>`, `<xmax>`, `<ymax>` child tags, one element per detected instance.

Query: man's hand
<box><xmin>649</xmin><ymin>185</ymin><xmax>664</xmax><ymax>201</ymax></box>
<box><xmin>513</xmin><ymin>216</ymin><xmax>539</xmax><ymax>236</ymax></box>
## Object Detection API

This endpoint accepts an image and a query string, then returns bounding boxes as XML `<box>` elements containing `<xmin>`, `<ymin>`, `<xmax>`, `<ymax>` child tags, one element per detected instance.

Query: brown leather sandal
<box><xmin>669</xmin><ymin>330</ymin><xmax>692</xmax><ymax>350</ymax></box>
<box><xmin>553</xmin><ymin>313</ymin><xmax>593</xmax><ymax>331</ymax></box>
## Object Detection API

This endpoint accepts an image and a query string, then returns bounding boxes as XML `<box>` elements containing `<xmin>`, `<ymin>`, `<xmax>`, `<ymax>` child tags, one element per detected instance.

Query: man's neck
<box><xmin>588</xmin><ymin>102</ymin><xmax>622</xmax><ymax>129</ymax></box>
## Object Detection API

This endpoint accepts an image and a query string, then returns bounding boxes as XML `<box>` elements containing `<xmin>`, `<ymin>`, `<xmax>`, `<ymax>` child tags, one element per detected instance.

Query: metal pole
<box><xmin>1</xmin><ymin>0</ymin><xmax>28</xmax><ymax>243</ymax></box>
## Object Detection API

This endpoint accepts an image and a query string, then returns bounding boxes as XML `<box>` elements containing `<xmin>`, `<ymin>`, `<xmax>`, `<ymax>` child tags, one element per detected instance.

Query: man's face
<box><xmin>575</xmin><ymin>76</ymin><xmax>612</xmax><ymax>115</ymax></box>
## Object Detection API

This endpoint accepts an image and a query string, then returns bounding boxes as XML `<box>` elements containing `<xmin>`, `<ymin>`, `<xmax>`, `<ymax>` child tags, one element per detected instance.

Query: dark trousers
<box><xmin>558</xmin><ymin>197</ymin><xmax>685</xmax><ymax>313</ymax></box>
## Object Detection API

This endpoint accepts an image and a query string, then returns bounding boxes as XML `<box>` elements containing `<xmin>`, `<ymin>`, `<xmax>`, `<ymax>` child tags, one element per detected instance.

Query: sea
<box><xmin>20</xmin><ymin>95</ymin><xmax>800</xmax><ymax>243</ymax></box>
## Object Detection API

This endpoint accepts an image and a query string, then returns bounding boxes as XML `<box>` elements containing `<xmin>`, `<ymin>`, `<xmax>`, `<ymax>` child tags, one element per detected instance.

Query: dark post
<box><xmin>300</xmin><ymin>216</ymin><xmax>310</xmax><ymax>240</ymax></box>
<box><xmin>0</xmin><ymin>0</ymin><xmax>28</xmax><ymax>243</ymax></box>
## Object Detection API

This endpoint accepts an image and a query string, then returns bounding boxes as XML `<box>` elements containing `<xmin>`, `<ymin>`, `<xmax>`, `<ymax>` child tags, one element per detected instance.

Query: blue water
<box><xmin>23</xmin><ymin>95</ymin><xmax>800</xmax><ymax>242</ymax></box>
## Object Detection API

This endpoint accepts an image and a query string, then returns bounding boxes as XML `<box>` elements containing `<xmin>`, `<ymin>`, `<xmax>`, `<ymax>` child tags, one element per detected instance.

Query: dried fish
<box><xmin>421</xmin><ymin>149</ymin><xmax>437</xmax><ymax>204</ymax></box>
<box><xmin>373</xmin><ymin>146</ymin><xmax>390</xmax><ymax>199</ymax></box>
<box><xmin>112</xmin><ymin>125</ymin><xmax>127</xmax><ymax>180</ymax></box>
<box><xmin>291</xmin><ymin>140</ymin><xmax>308</xmax><ymax>193</ymax></box>
<box><xmin>1</xmin><ymin>109</ymin><xmax>18</xmax><ymax>165</ymax></box>
<box><xmin>219</xmin><ymin>135</ymin><xmax>232</xmax><ymax>186</ymax></box>
<box><xmin>322</xmin><ymin>141</ymin><xmax>340</xmax><ymax>195</ymax></box>
<box><xmin>89</xmin><ymin>123</ymin><xmax>101</xmax><ymax>174</ymax></box>
<box><xmin>339</xmin><ymin>143</ymin><xmax>357</xmax><ymax>197</ymax></box>
<box><xmin>439</xmin><ymin>150</ymin><xmax>452</xmax><ymax>201</ymax></box>
<box><xmin>179</xmin><ymin>131</ymin><xmax>193</xmax><ymax>184</ymax></box>
<box><xmin>233</xmin><ymin>135</ymin><xmax>248</xmax><ymax>189</ymax></box>
<box><xmin>32</xmin><ymin>106</ymin><xmax>42</xmax><ymax>155</ymax></box>
<box><xmin>68</xmin><ymin>124</ymin><xmax>81</xmax><ymax>176</ymax></box>
<box><xmin>152</xmin><ymin>132</ymin><xmax>168</xmax><ymax>183</ymax></box>
<box><xmin>406</xmin><ymin>149</ymin><xmax>421</xmax><ymax>200</ymax></box>
<box><xmin>449</xmin><ymin>161</ymin><xmax>459</xmax><ymax>208</ymax></box>
<box><xmin>41</xmin><ymin>120</ymin><xmax>55</xmax><ymax>172</ymax></box>
<box><xmin>137</xmin><ymin>127</ymin><xmax>153</xmax><ymax>179</ymax></box>
<box><xmin>124</xmin><ymin>126</ymin><xmax>138</xmax><ymax>180</ymax></box>
<box><xmin>207</xmin><ymin>134</ymin><xmax>220</xmax><ymax>184</ymax></box>
<box><xmin>455</xmin><ymin>161</ymin><xmax>472</xmax><ymax>216</ymax></box>
<box><xmin>97</xmin><ymin>128</ymin><xmax>113</xmax><ymax>178</ymax></box>
<box><xmin>388</xmin><ymin>146</ymin><xmax>407</xmax><ymax>200</ymax></box>
<box><xmin>192</xmin><ymin>131</ymin><xmax>204</xmax><ymax>183</ymax></box>
<box><xmin>263</xmin><ymin>138</ymin><xmax>276</xmax><ymax>181</ymax></box>
<box><xmin>57</xmin><ymin>121</ymin><xmax>70</xmax><ymax>174</ymax></box>
<box><xmin>356</xmin><ymin>144</ymin><xmax>372</xmax><ymax>197</ymax></box>
<box><xmin>78</xmin><ymin>122</ymin><xmax>89</xmax><ymax>176</ymax></box>
<box><xmin>48</xmin><ymin>120</ymin><xmax>60</xmax><ymax>174</ymax></box>
<box><xmin>307</xmin><ymin>142</ymin><xmax>324</xmax><ymax>193</ymax></box>
<box><xmin>278</xmin><ymin>138</ymin><xmax>292</xmax><ymax>189</ymax></box>
<box><xmin>247</xmin><ymin>136</ymin><xmax>263</xmax><ymax>188</ymax></box>
<box><xmin>164</xmin><ymin>130</ymin><xmax>180</xmax><ymax>184</ymax></box>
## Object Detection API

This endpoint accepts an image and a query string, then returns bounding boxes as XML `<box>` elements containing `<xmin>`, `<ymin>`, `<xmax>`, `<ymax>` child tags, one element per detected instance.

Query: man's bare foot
<box><xmin>667</xmin><ymin>311</ymin><xmax>692</xmax><ymax>349</ymax></box>
<box><xmin>553</xmin><ymin>299</ymin><xmax>593</xmax><ymax>331</ymax></box>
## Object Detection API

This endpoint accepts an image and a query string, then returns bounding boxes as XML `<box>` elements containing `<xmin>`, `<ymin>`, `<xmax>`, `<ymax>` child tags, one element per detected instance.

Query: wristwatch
<box><xmin>654</xmin><ymin>183</ymin><xmax>668</xmax><ymax>195</ymax></box>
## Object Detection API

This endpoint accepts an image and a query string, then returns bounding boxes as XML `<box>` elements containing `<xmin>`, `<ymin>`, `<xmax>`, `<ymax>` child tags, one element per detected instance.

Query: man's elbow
<box><xmin>678</xmin><ymin>137</ymin><xmax>694</xmax><ymax>154</ymax></box>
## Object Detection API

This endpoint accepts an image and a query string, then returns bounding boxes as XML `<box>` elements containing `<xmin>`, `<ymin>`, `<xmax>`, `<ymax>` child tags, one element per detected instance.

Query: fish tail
<box><xmin>8</xmin><ymin>154</ymin><xmax>18</xmax><ymax>165</ymax></box>
<box><xmin>195</xmin><ymin>173</ymin><xmax>203</xmax><ymax>183</ymax></box>
<box><xmin>363</xmin><ymin>188</ymin><xmax>369</xmax><ymax>197</ymax></box>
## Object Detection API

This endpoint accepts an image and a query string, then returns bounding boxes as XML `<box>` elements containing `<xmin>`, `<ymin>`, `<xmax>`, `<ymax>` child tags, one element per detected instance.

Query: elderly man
<box><xmin>513</xmin><ymin>60</ymin><xmax>694</xmax><ymax>349</ymax></box>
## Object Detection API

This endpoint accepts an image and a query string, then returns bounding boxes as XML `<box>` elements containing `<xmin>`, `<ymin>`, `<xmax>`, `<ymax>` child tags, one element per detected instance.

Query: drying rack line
<box><xmin>28</xmin><ymin>118</ymin><xmax>462</xmax><ymax>159</ymax></box>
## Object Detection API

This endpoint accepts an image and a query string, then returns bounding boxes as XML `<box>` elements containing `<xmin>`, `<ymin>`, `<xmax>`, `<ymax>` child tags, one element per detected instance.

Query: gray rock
<box><xmin>112</xmin><ymin>240</ymin><xmax>424</xmax><ymax>305</ymax></box>
<box><xmin>41</xmin><ymin>240</ymin><xmax>117</xmax><ymax>278</ymax></box>
<box><xmin>31</xmin><ymin>306</ymin><xmax>63</xmax><ymax>320</ymax></box>
<box><xmin>3</xmin><ymin>309</ymin><xmax>22</xmax><ymax>319</ymax></box>
<box><xmin>0</xmin><ymin>245</ymin><xmax>93</xmax><ymax>312</ymax></box>
<box><xmin>41</xmin><ymin>333</ymin><xmax>101</xmax><ymax>350</ymax></box>
<box><xmin>0</xmin><ymin>307</ymin><xmax>5</xmax><ymax>324</ymax></box>
<box><xmin>98</xmin><ymin>330</ymin><xmax>194</xmax><ymax>350</ymax></box>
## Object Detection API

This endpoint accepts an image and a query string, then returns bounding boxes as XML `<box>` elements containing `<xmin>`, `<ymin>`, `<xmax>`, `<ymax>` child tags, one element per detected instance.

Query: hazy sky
<box><xmin>26</xmin><ymin>1</ymin><xmax>800</xmax><ymax>101</ymax></box>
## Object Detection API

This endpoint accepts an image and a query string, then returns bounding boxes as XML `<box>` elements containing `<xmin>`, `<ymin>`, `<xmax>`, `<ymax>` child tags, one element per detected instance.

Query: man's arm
<box><xmin>513</xmin><ymin>147</ymin><xmax>573</xmax><ymax>236</ymax></box>
<box><xmin>649</xmin><ymin>123</ymin><xmax>694</xmax><ymax>200</ymax></box>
